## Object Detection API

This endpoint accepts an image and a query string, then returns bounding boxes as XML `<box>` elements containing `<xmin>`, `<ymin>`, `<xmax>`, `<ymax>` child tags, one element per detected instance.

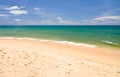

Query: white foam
<box><xmin>101</xmin><ymin>40</ymin><xmax>118</xmax><ymax>46</ymax></box>
<box><xmin>0</xmin><ymin>37</ymin><xmax>96</xmax><ymax>48</ymax></box>
<box><xmin>34</xmin><ymin>38</ymin><xmax>96</xmax><ymax>48</ymax></box>
<box><xmin>0</xmin><ymin>37</ymin><xmax>15</xmax><ymax>39</ymax></box>
<box><xmin>0</xmin><ymin>37</ymin><xmax>36</xmax><ymax>40</ymax></box>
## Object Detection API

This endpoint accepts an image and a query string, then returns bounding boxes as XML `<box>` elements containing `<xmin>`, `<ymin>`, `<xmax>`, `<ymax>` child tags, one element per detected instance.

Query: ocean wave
<box><xmin>0</xmin><ymin>37</ymin><xmax>96</xmax><ymax>48</ymax></box>
<box><xmin>0</xmin><ymin>37</ymin><xmax>35</xmax><ymax>40</ymax></box>
<box><xmin>101</xmin><ymin>40</ymin><xmax>119</xmax><ymax>46</ymax></box>
<box><xmin>40</xmin><ymin>40</ymin><xmax>96</xmax><ymax>48</ymax></box>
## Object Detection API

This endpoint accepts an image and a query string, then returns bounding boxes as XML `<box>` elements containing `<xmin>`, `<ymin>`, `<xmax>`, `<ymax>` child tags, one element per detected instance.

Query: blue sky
<box><xmin>0</xmin><ymin>0</ymin><xmax>120</xmax><ymax>25</ymax></box>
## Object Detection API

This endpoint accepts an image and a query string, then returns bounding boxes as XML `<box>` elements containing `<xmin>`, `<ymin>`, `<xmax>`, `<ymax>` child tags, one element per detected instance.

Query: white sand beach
<box><xmin>0</xmin><ymin>38</ymin><xmax>120</xmax><ymax>77</ymax></box>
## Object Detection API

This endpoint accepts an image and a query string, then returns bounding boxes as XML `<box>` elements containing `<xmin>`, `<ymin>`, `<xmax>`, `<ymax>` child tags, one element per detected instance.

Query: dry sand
<box><xmin>0</xmin><ymin>38</ymin><xmax>120</xmax><ymax>77</ymax></box>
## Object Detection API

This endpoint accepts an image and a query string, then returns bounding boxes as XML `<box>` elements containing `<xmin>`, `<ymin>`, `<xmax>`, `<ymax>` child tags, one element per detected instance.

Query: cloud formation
<box><xmin>0</xmin><ymin>14</ymin><xmax>10</xmax><ymax>17</ymax></box>
<box><xmin>57</xmin><ymin>17</ymin><xmax>80</xmax><ymax>25</ymax></box>
<box><xmin>94</xmin><ymin>16</ymin><xmax>120</xmax><ymax>21</ymax></box>
<box><xmin>33</xmin><ymin>7</ymin><xmax>44</xmax><ymax>16</ymax></box>
<box><xmin>5</xmin><ymin>6</ymin><xmax>120</xmax><ymax>25</ymax></box>
<box><xmin>5</xmin><ymin>6</ymin><xmax>20</xmax><ymax>10</ymax></box>
<box><xmin>57</xmin><ymin>17</ymin><xmax>64</xmax><ymax>23</ymax></box>
<box><xmin>13</xmin><ymin>19</ymin><xmax>21</xmax><ymax>22</ymax></box>
<box><xmin>41</xmin><ymin>20</ymin><xmax>52</xmax><ymax>24</ymax></box>
<box><xmin>83</xmin><ymin>16</ymin><xmax>120</xmax><ymax>24</ymax></box>
<box><xmin>9</xmin><ymin>10</ymin><xmax>27</xmax><ymax>15</ymax></box>
<box><xmin>0</xmin><ymin>5</ymin><xmax>28</xmax><ymax>15</ymax></box>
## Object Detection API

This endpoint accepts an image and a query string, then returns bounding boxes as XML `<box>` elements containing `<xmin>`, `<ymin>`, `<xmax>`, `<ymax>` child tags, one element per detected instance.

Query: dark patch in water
<box><xmin>112</xmin><ymin>33</ymin><xmax>120</xmax><ymax>36</ymax></box>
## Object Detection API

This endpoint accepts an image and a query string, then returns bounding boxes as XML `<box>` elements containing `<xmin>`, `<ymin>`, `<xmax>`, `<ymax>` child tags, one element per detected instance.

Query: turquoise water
<box><xmin>0</xmin><ymin>25</ymin><xmax>120</xmax><ymax>48</ymax></box>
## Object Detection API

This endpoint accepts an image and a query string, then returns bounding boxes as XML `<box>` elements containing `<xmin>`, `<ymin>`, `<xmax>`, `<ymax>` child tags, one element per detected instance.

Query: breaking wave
<box><xmin>0</xmin><ymin>37</ymin><xmax>96</xmax><ymax>48</ymax></box>
<box><xmin>101</xmin><ymin>40</ymin><xmax>119</xmax><ymax>46</ymax></box>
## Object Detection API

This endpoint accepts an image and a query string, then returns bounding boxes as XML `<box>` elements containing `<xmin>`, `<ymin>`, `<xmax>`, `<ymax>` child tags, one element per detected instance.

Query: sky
<box><xmin>0</xmin><ymin>0</ymin><xmax>120</xmax><ymax>25</ymax></box>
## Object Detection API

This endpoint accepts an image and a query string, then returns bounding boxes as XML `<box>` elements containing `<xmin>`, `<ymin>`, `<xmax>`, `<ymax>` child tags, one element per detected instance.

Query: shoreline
<box><xmin>0</xmin><ymin>37</ymin><xmax>96</xmax><ymax>48</ymax></box>
<box><xmin>0</xmin><ymin>37</ymin><xmax>120</xmax><ymax>77</ymax></box>
<box><xmin>0</xmin><ymin>37</ymin><xmax>120</xmax><ymax>50</ymax></box>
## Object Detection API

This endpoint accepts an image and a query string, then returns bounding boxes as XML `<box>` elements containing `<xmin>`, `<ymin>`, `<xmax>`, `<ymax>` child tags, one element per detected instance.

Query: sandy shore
<box><xmin>0</xmin><ymin>38</ymin><xmax>120</xmax><ymax>77</ymax></box>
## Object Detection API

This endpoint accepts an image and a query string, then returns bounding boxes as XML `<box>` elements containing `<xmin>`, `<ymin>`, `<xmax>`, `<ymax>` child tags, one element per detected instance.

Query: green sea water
<box><xmin>0</xmin><ymin>25</ymin><xmax>120</xmax><ymax>48</ymax></box>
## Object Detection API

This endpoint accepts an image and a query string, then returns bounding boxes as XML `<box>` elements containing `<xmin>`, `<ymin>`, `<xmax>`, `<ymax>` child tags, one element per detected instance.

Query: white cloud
<box><xmin>94</xmin><ymin>16</ymin><xmax>120</xmax><ymax>21</ymax></box>
<box><xmin>9</xmin><ymin>10</ymin><xmax>28</xmax><ymax>15</ymax></box>
<box><xmin>0</xmin><ymin>6</ymin><xmax>27</xmax><ymax>15</ymax></box>
<box><xmin>13</xmin><ymin>19</ymin><xmax>21</xmax><ymax>22</ymax></box>
<box><xmin>57</xmin><ymin>17</ymin><xmax>64</xmax><ymax>23</ymax></box>
<box><xmin>33</xmin><ymin>7</ymin><xmax>45</xmax><ymax>16</ymax></box>
<box><xmin>82</xmin><ymin>16</ymin><xmax>120</xmax><ymax>24</ymax></box>
<box><xmin>0</xmin><ymin>14</ymin><xmax>10</xmax><ymax>17</ymax></box>
<box><xmin>5</xmin><ymin>6</ymin><xmax>20</xmax><ymax>10</ymax></box>
<box><xmin>41</xmin><ymin>20</ymin><xmax>52</xmax><ymax>24</ymax></box>
<box><xmin>57</xmin><ymin>17</ymin><xmax>79</xmax><ymax>24</ymax></box>
<box><xmin>34</xmin><ymin>7</ymin><xmax>40</xmax><ymax>10</ymax></box>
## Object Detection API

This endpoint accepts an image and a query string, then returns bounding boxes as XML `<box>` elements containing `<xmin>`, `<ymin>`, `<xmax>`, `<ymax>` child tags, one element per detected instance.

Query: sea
<box><xmin>0</xmin><ymin>25</ymin><xmax>120</xmax><ymax>49</ymax></box>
